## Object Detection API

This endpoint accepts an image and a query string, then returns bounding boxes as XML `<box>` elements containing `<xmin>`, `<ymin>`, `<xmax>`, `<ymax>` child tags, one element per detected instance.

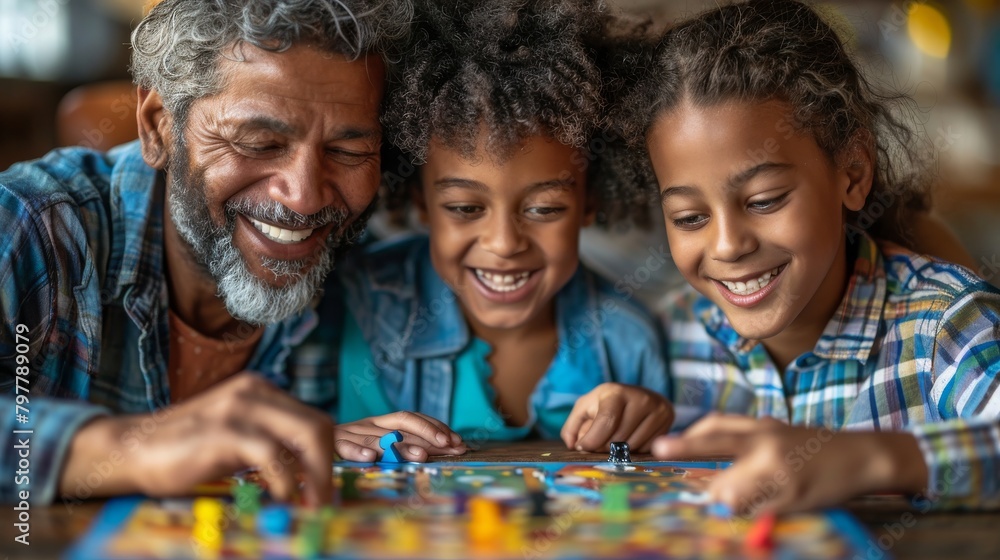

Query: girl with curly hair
<box><xmin>327</xmin><ymin>0</ymin><xmax>675</xmax><ymax>461</ymax></box>
<box><xmin>606</xmin><ymin>0</ymin><xmax>1000</xmax><ymax>513</ymax></box>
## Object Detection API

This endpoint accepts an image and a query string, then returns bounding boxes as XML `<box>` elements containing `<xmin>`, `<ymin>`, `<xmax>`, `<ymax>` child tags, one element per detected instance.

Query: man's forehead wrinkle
<box><xmin>217</xmin><ymin>72</ymin><xmax>377</xmax><ymax>108</ymax></box>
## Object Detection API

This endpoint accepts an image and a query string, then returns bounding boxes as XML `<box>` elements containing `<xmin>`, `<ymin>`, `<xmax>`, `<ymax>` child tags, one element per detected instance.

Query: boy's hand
<box><xmin>561</xmin><ymin>382</ymin><xmax>675</xmax><ymax>453</ymax></box>
<box><xmin>334</xmin><ymin>411</ymin><xmax>466</xmax><ymax>462</ymax></box>
<box><xmin>60</xmin><ymin>373</ymin><xmax>337</xmax><ymax>506</ymax></box>
<box><xmin>651</xmin><ymin>414</ymin><xmax>929</xmax><ymax>515</ymax></box>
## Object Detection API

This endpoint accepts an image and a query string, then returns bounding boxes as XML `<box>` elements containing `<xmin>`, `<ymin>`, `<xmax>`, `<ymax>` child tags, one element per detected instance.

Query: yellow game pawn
<box><xmin>468</xmin><ymin>496</ymin><xmax>503</xmax><ymax>544</ymax></box>
<box><xmin>384</xmin><ymin>517</ymin><xmax>422</xmax><ymax>554</ymax></box>
<box><xmin>191</xmin><ymin>498</ymin><xmax>226</xmax><ymax>558</ymax></box>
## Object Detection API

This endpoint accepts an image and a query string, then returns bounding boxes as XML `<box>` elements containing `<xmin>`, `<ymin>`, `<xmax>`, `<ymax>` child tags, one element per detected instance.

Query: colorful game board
<box><xmin>68</xmin><ymin>460</ymin><xmax>879</xmax><ymax>559</ymax></box>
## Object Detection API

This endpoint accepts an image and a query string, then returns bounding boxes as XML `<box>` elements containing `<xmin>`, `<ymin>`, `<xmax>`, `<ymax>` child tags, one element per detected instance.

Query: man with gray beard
<box><xmin>0</xmin><ymin>0</ymin><xmax>463</xmax><ymax>506</ymax></box>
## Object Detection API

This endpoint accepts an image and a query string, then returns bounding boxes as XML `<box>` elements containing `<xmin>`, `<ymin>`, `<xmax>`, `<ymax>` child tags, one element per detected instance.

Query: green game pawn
<box><xmin>600</xmin><ymin>483</ymin><xmax>631</xmax><ymax>522</ymax></box>
<box><xmin>295</xmin><ymin>512</ymin><xmax>325</xmax><ymax>559</ymax></box>
<box><xmin>232</xmin><ymin>483</ymin><xmax>262</xmax><ymax>515</ymax></box>
<box><xmin>340</xmin><ymin>471</ymin><xmax>361</xmax><ymax>501</ymax></box>
<box><xmin>232</xmin><ymin>483</ymin><xmax>262</xmax><ymax>530</ymax></box>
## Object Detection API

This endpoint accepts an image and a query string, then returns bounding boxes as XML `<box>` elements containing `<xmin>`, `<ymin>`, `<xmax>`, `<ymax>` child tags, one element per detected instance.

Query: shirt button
<box><xmin>797</xmin><ymin>355</ymin><xmax>820</xmax><ymax>367</ymax></box>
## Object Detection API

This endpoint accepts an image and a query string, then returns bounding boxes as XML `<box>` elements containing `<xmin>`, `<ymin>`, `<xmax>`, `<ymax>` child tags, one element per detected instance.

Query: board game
<box><xmin>68</xmin><ymin>458</ymin><xmax>879</xmax><ymax>560</ymax></box>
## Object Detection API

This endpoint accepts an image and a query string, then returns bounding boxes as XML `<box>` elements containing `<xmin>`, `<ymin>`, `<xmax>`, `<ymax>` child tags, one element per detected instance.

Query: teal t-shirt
<box><xmin>338</xmin><ymin>310</ymin><xmax>563</xmax><ymax>440</ymax></box>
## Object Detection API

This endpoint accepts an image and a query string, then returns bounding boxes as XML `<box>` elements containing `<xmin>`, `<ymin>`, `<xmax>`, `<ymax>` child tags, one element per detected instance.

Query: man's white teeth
<box><xmin>721</xmin><ymin>266</ymin><xmax>782</xmax><ymax>296</ymax></box>
<box><xmin>475</xmin><ymin>269</ymin><xmax>531</xmax><ymax>292</ymax></box>
<box><xmin>249</xmin><ymin>217</ymin><xmax>313</xmax><ymax>244</ymax></box>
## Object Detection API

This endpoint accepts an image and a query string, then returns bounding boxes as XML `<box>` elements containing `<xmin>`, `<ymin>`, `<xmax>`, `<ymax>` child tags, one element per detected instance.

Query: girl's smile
<box><xmin>711</xmin><ymin>263</ymin><xmax>788</xmax><ymax>307</ymax></box>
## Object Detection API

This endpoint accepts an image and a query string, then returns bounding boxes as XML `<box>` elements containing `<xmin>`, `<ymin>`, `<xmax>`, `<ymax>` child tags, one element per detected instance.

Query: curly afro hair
<box><xmin>609</xmin><ymin>0</ymin><xmax>933</xmax><ymax>247</ymax></box>
<box><xmin>380</xmin><ymin>0</ymin><xmax>655</xmax><ymax>227</ymax></box>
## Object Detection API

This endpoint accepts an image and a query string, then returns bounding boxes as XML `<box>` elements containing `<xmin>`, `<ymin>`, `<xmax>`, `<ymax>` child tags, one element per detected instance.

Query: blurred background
<box><xmin>1</xmin><ymin>0</ymin><xmax>998</xmax><ymax>298</ymax></box>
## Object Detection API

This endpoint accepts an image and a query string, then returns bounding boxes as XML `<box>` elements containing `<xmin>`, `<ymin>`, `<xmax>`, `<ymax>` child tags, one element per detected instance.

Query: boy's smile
<box><xmin>418</xmin><ymin>134</ymin><xmax>593</xmax><ymax>334</ymax></box>
<box><xmin>470</xmin><ymin>267</ymin><xmax>543</xmax><ymax>303</ymax></box>
<box><xmin>647</xmin><ymin>99</ymin><xmax>871</xmax><ymax>366</ymax></box>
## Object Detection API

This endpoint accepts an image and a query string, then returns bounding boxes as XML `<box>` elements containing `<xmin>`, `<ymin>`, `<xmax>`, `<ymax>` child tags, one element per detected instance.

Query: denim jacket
<box><xmin>337</xmin><ymin>235</ymin><xmax>671</xmax><ymax>437</ymax></box>
<box><xmin>0</xmin><ymin>142</ymin><xmax>338</xmax><ymax>504</ymax></box>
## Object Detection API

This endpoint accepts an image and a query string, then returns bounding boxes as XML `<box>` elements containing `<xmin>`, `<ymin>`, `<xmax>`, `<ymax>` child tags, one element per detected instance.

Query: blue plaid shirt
<box><xmin>0</xmin><ymin>143</ymin><xmax>340</xmax><ymax>504</ymax></box>
<box><xmin>663</xmin><ymin>233</ymin><xmax>1000</xmax><ymax>508</ymax></box>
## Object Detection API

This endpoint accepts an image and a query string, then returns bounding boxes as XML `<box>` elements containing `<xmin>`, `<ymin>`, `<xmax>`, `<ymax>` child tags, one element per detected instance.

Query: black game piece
<box><xmin>608</xmin><ymin>442</ymin><xmax>632</xmax><ymax>464</ymax></box>
<box><xmin>529</xmin><ymin>490</ymin><xmax>548</xmax><ymax>517</ymax></box>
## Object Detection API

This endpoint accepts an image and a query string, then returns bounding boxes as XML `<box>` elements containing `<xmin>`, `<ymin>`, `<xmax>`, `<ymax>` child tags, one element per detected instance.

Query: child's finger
<box><xmin>403</xmin><ymin>444</ymin><xmax>429</xmax><ymax>462</ymax></box>
<box><xmin>334</xmin><ymin>438</ymin><xmax>379</xmax><ymax>462</ymax></box>
<box><xmin>574</xmin><ymin>400</ymin><xmax>627</xmax><ymax>451</ymax></box>
<box><xmin>683</xmin><ymin>414</ymin><xmax>763</xmax><ymax>440</ymax></box>
<box><xmin>626</xmin><ymin>412</ymin><xmax>672</xmax><ymax>453</ymax></box>
<box><xmin>342</xmin><ymin>425</ymin><xmax>464</xmax><ymax>456</ymax></box>
<box><xmin>605</xmin><ymin>401</ymin><xmax>653</xmax><ymax>445</ymax></box>
<box><xmin>405</xmin><ymin>411</ymin><xmax>464</xmax><ymax>445</ymax></box>
<box><xmin>573</xmin><ymin>418</ymin><xmax>594</xmax><ymax>448</ymax></box>
<box><xmin>651</xmin><ymin>430</ymin><xmax>751</xmax><ymax>460</ymax></box>
<box><xmin>375</xmin><ymin>411</ymin><xmax>459</xmax><ymax>448</ymax></box>
<box><xmin>560</xmin><ymin>400</ymin><xmax>592</xmax><ymax>449</ymax></box>
<box><xmin>708</xmin><ymin>462</ymin><xmax>780</xmax><ymax>517</ymax></box>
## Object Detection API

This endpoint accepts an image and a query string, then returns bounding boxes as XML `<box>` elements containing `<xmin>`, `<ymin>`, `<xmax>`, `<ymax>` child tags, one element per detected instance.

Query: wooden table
<box><xmin>1</xmin><ymin>440</ymin><xmax>998</xmax><ymax>559</ymax></box>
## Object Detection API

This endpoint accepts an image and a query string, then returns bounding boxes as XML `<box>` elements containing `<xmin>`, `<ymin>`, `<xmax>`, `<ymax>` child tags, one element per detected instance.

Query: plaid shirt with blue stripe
<box><xmin>663</xmin><ymin>232</ymin><xmax>1000</xmax><ymax>509</ymax></box>
<box><xmin>0</xmin><ymin>142</ymin><xmax>344</xmax><ymax>504</ymax></box>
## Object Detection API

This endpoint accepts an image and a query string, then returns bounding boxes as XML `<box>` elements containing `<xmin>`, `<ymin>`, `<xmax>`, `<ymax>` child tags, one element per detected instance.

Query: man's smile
<box><xmin>248</xmin><ymin>216</ymin><xmax>316</xmax><ymax>244</ymax></box>
<box><xmin>237</xmin><ymin>214</ymin><xmax>333</xmax><ymax>263</ymax></box>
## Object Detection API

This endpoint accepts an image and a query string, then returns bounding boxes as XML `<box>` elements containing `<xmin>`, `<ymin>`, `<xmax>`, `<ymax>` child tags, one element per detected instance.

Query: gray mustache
<box><xmin>225</xmin><ymin>199</ymin><xmax>349</xmax><ymax>230</ymax></box>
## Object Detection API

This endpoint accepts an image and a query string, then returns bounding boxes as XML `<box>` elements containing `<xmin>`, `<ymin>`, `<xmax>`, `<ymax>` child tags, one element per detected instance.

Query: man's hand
<box><xmin>651</xmin><ymin>414</ymin><xmax>929</xmax><ymax>515</ymax></box>
<box><xmin>335</xmin><ymin>411</ymin><xmax>466</xmax><ymax>462</ymax></box>
<box><xmin>59</xmin><ymin>373</ymin><xmax>337</xmax><ymax>505</ymax></box>
<box><xmin>561</xmin><ymin>382</ymin><xmax>675</xmax><ymax>453</ymax></box>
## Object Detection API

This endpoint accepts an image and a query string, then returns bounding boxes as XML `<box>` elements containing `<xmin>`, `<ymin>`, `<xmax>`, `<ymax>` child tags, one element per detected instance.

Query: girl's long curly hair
<box><xmin>610</xmin><ymin>0</ymin><xmax>933</xmax><ymax>245</ymax></box>
<box><xmin>381</xmin><ymin>0</ymin><xmax>654</xmax><ymax>227</ymax></box>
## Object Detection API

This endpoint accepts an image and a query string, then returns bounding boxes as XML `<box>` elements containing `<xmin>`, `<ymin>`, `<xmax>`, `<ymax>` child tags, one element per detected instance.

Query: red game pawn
<box><xmin>744</xmin><ymin>512</ymin><xmax>777</xmax><ymax>552</ymax></box>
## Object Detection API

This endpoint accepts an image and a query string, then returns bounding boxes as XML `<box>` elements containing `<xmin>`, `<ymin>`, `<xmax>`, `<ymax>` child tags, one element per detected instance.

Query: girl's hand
<box><xmin>335</xmin><ymin>411</ymin><xmax>466</xmax><ymax>462</ymax></box>
<box><xmin>651</xmin><ymin>414</ymin><xmax>929</xmax><ymax>515</ymax></box>
<box><xmin>561</xmin><ymin>382</ymin><xmax>675</xmax><ymax>453</ymax></box>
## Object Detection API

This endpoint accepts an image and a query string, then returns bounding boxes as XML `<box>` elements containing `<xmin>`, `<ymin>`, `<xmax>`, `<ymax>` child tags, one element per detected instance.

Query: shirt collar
<box><xmin>404</xmin><ymin>249</ymin><xmax>470</xmax><ymax>358</ymax></box>
<box><xmin>697</xmin><ymin>230</ymin><xmax>886</xmax><ymax>364</ymax></box>
<box><xmin>105</xmin><ymin>141</ymin><xmax>166</xmax><ymax>326</ymax></box>
<box><xmin>814</xmin><ymin>229</ymin><xmax>886</xmax><ymax>363</ymax></box>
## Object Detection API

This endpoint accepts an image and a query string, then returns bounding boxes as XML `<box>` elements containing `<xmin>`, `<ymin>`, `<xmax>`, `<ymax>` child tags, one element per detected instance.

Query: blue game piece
<box><xmin>379</xmin><ymin>430</ymin><xmax>405</xmax><ymax>463</ymax></box>
<box><xmin>453</xmin><ymin>490</ymin><xmax>468</xmax><ymax>515</ymax></box>
<box><xmin>257</xmin><ymin>505</ymin><xmax>293</xmax><ymax>538</ymax></box>
<box><xmin>707</xmin><ymin>502</ymin><xmax>733</xmax><ymax>518</ymax></box>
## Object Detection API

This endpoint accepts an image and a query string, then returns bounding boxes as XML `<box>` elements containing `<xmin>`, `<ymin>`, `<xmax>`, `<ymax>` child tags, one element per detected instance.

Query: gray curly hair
<box><xmin>131</xmin><ymin>0</ymin><xmax>413</xmax><ymax>128</ymax></box>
